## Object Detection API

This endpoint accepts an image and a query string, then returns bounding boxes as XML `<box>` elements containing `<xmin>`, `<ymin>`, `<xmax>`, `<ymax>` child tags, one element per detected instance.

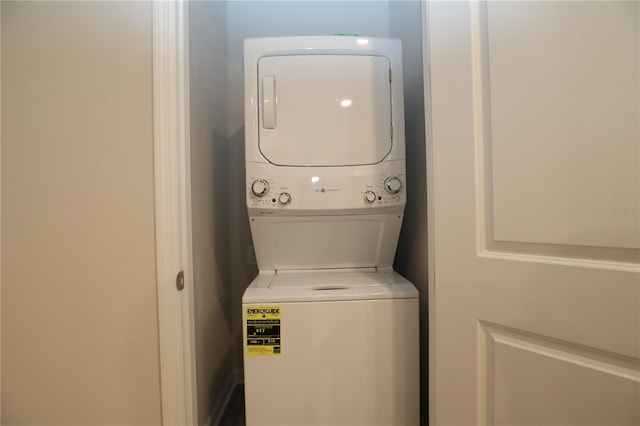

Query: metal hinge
<box><xmin>176</xmin><ymin>270</ymin><xmax>185</xmax><ymax>291</ymax></box>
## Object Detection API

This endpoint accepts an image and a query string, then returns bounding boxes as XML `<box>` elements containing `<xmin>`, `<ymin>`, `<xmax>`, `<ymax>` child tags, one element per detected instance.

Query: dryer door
<box><xmin>258</xmin><ymin>55</ymin><xmax>392</xmax><ymax>167</ymax></box>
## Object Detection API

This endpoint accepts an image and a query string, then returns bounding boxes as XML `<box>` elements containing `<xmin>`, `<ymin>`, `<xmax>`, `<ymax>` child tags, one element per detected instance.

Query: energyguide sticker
<box><xmin>246</xmin><ymin>306</ymin><xmax>281</xmax><ymax>356</ymax></box>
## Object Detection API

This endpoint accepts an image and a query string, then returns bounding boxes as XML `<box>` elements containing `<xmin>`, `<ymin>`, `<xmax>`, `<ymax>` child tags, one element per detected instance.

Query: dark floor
<box><xmin>218</xmin><ymin>384</ymin><xmax>246</xmax><ymax>426</ymax></box>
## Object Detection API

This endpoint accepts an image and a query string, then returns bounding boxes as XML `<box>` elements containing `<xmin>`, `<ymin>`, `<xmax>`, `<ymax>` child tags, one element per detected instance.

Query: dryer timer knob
<box><xmin>384</xmin><ymin>176</ymin><xmax>402</xmax><ymax>194</ymax></box>
<box><xmin>251</xmin><ymin>179</ymin><xmax>269</xmax><ymax>197</ymax></box>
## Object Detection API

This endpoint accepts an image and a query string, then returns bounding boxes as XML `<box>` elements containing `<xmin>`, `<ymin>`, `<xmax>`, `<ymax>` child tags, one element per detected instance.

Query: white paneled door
<box><xmin>425</xmin><ymin>1</ymin><xmax>639</xmax><ymax>425</ymax></box>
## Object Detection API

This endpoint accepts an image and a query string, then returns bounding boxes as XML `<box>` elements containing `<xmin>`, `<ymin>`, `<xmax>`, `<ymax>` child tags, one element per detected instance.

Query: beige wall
<box><xmin>188</xmin><ymin>1</ymin><xmax>234</xmax><ymax>424</ymax></box>
<box><xmin>1</xmin><ymin>2</ymin><xmax>161</xmax><ymax>424</ymax></box>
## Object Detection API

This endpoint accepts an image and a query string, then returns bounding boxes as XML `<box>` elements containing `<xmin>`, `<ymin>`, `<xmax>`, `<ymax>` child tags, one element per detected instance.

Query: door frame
<box><xmin>420</xmin><ymin>1</ymin><xmax>436</xmax><ymax>425</ymax></box>
<box><xmin>152</xmin><ymin>0</ymin><xmax>198</xmax><ymax>424</ymax></box>
<box><xmin>0</xmin><ymin>3</ymin><xmax>3</xmax><ymax>421</ymax></box>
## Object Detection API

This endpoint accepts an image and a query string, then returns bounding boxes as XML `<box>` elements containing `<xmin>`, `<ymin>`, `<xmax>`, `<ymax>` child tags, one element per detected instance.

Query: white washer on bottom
<box><xmin>242</xmin><ymin>268</ymin><xmax>420</xmax><ymax>426</ymax></box>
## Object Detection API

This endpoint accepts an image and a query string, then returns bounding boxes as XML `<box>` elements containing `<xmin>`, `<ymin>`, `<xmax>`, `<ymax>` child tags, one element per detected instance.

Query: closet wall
<box><xmin>189</xmin><ymin>1</ymin><xmax>235</xmax><ymax>424</ymax></box>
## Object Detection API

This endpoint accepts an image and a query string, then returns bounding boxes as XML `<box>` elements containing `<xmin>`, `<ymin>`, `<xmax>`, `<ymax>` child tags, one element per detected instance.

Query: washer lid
<box><xmin>269</xmin><ymin>270</ymin><xmax>390</xmax><ymax>290</ymax></box>
<box><xmin>258</xmin><ymin>54</ymin><xmax>392</xmax><ymax>167</ymax></box>
<box><xmin>242</xmin><ymin>269</ymin><xmax>418</xmax><ymax>303</ymax></box>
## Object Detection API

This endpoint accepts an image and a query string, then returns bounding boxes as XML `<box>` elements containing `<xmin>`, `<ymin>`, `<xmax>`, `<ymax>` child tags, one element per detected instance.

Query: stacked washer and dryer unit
<box><xmin>242</xmin><ymin>36</ymin><xmax>419</xmax><ymax>425</ymax></box>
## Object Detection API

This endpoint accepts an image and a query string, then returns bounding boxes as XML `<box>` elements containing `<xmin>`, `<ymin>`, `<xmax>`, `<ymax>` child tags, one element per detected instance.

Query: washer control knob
<box><xmin>384</xmin><ymin>176</ymin><xmax>402</xmax><ymax>194</ymax></box>
<box><xmin>251</xmin><ymin>179</ymin><xmax>269</xmax><ymax>197</ymax></box>
<box><xmin>364</xmin><ymin>190</ymin><xmax>376</xmax><ymax>204</ymax></box>
<box><xmin>278</xmin><ymin>192</ymin><xmax>292</xmax><ymax>205</ymax></box>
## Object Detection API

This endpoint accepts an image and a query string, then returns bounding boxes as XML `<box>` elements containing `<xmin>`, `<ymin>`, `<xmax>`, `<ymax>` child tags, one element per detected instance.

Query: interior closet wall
<box><xmin>189</xmin><ymin>1</ymin><xmax>234</xmax><ymax>425</ymax></box>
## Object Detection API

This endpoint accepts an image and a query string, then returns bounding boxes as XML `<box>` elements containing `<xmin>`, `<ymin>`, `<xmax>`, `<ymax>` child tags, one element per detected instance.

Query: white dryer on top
<box><xmin>244</xmin><ymin>36</ymin><xmax>407</xmax><ymax>271</ymax></box>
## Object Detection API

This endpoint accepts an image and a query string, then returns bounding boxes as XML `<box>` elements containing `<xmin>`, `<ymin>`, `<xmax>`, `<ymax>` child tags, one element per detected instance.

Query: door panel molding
<box><xmin>470</xmin><ymin>1</ymin><xmax>640</xmax><ymax>270</ymax></box>
<box><xmin>478</xmin><ymin>321</ymin><xmax>640</xmax><ymax>425</ymax></box>
<box><xmin>478</xmin><ymin>243</ymin><xmax>639</xmax><ymax>272</ymax></box>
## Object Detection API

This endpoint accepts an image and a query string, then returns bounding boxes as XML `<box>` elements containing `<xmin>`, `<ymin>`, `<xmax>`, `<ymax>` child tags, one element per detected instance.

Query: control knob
<box><xmin>278</xmin><ymin>192</ymin><xmax>292</xmax><ymax>205</ymax></box>
<box><xmin>363</xmin><ymin>191</ymin><xmax>376</xmax><ymax>204</ymax></box>
<box><xmin>251</xmin><ymin>179</ymin><xmax>269</xmax><ymax>197</ymax></box>
<box><xmin>384</xmin><ymin>176</ymin><xmax>402</xmax><ymax>194</ymax></box>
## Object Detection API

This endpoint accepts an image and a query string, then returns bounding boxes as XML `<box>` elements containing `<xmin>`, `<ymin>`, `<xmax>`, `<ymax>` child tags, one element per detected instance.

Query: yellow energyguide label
<box><xmin>246</xmin><ymin>306</ymin><xmax>281</xmax><ymax>356</ymax></box>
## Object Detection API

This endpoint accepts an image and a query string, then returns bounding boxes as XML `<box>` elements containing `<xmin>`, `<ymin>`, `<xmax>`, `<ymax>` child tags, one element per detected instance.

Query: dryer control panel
<box><xmin>246</xmin><ymin>160</ymin><xmax>406</xmax><ymax>216</ymax></box>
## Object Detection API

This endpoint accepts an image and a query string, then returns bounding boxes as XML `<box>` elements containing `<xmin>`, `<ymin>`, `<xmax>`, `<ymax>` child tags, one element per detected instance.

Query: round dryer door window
<box><xmin>257</xmin><ymin>54</ymin><xmax>393</xmax><ymax>167</ymax></box>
